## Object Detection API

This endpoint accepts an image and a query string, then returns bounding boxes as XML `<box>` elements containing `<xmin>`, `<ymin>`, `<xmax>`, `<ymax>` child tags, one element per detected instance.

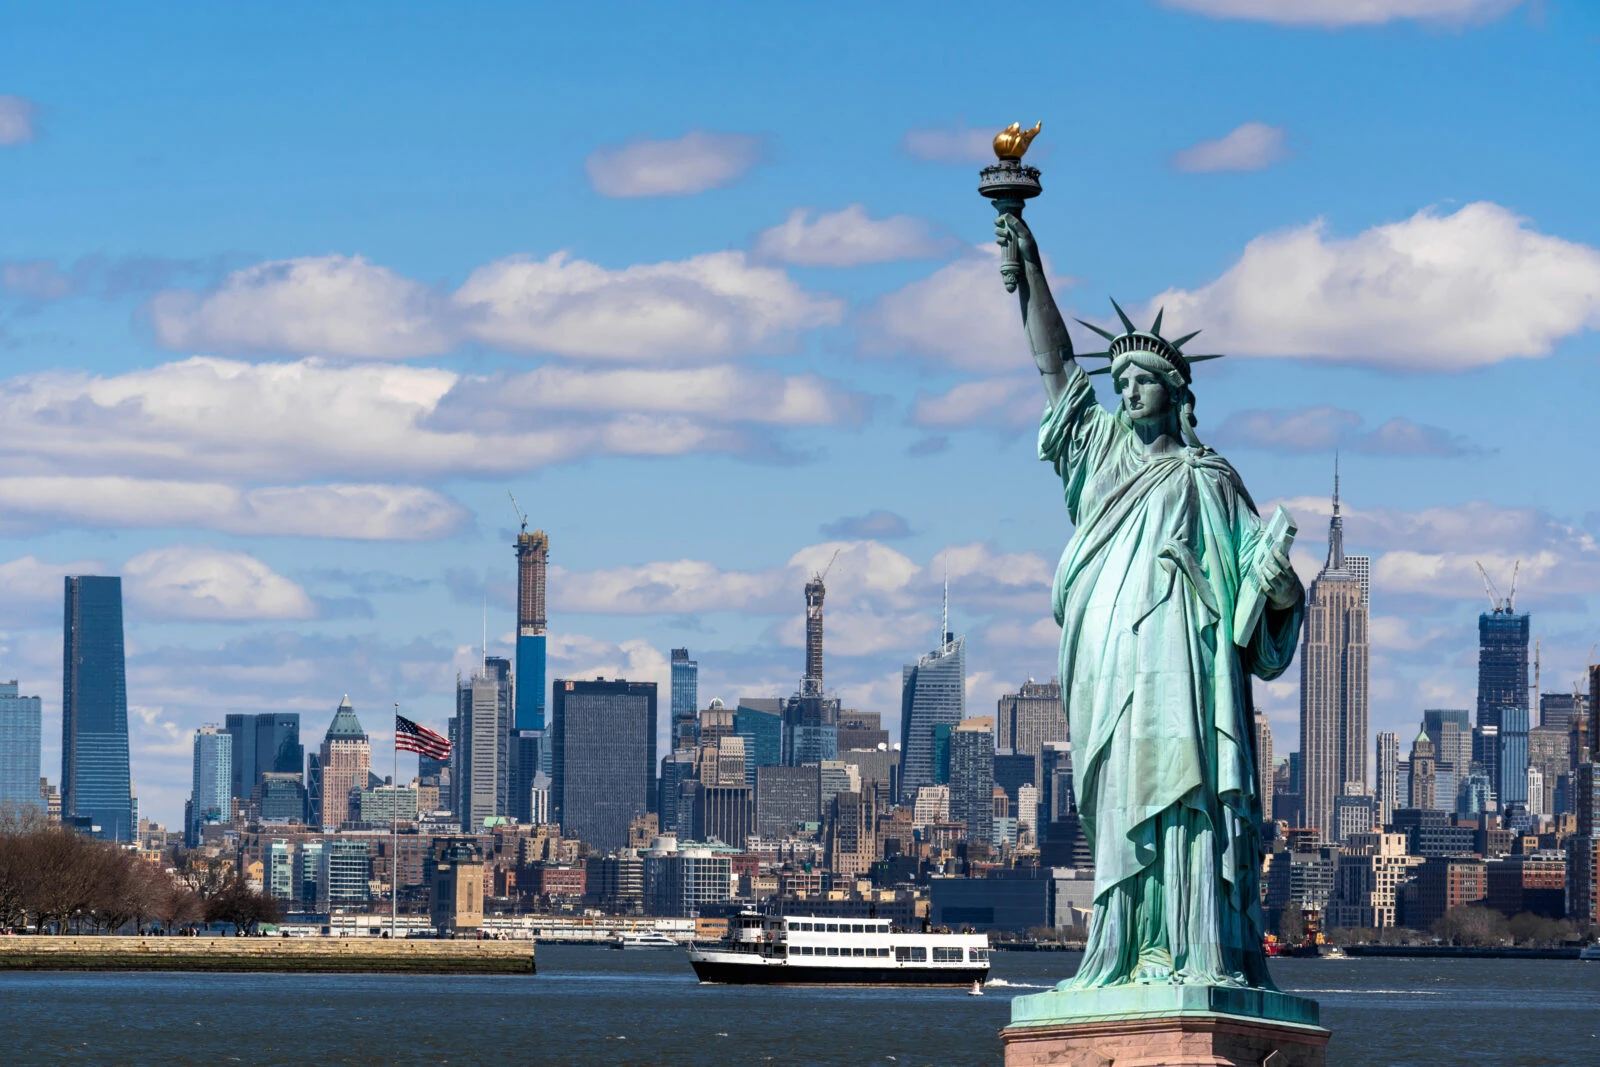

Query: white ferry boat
<box><xmin>1580</xmin><ymin>942</ymin><xmax>1600</xmax><ymax>961</ymax></box>
<box><xmin>612</xmin><ymin>931</ymin><xmax>678</xmax><ymax>950</ymax></box>
<box><xmin>688</xmin><ymin>912</ymin><xmax>990</xmax><ymax>986</ymax></box>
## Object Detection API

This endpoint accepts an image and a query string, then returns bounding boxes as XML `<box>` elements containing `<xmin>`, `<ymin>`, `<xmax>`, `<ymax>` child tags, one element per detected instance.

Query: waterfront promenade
<box><xmin>0</xmin><ymin>935</ymin><xmax>535</xmax><ymax>974</ymax></box>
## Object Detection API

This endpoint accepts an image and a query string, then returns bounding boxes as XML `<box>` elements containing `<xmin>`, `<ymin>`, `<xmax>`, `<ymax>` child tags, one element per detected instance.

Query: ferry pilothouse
<box><xmin>687</xmin><ymin>912</ymin><xmax>990</xmax><ymax>986</ymax></box>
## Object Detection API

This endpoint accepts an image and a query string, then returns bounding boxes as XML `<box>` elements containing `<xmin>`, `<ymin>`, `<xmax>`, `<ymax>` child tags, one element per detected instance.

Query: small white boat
<box><xmin>968</xmin><ymin>980</ymin><xmax>984</xmax><ymax>996</ymax></box>
<box><xmin>612</xmin><ymin>932</ymin><xmax>678</xmax><ymax>950</ymax></box>
<box><xmin>1579</xmin><ymin>942</ymin><xmax>1600</xmax><ymax>961</ymax></box>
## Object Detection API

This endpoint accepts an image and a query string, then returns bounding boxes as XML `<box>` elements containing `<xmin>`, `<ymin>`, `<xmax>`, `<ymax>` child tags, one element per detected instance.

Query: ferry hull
<box><xmin>690</xmin><ymin>957</ymin><xmax>989</xmax><ymax>987</ymax></box>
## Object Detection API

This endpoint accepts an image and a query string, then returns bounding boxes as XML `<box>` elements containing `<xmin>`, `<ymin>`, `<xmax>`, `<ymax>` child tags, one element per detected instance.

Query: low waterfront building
<box><xmin>1326</xmin><ymin>831</ymin><xmax>1421</xmax><ymax>929</ymax></box>
<box><xmin>1409</xmin><ymin>855</ymin><xmax>1487</xmax><ymax>929</ymax></box>
<box><xmin>430</xmin><ymin>838</ymin><xmax>485</xmax><ymax>935</ymax></box>
<box><xmin>1485</xmin><ymin>851</ymin><xmax>1566</xmax><ymax>918</ymax></box>
<box><xmin>644</xmin><ymin>839</ymin><xmax>735</xmax><ymax>918</ymax></box>
<box><xmin>927</xmin><ymin>867</ymin><xmax>1094</xmax><ymax>933</ymax></box>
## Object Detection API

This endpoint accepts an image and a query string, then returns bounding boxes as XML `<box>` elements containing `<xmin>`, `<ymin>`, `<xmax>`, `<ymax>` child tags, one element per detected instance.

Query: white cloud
<box><xmin>0</xmin><ymin>555</ymin><xmax>103</xmax><ymax>623</ymax></box>
<box><xmin>1213</xmin><ymin>406</ymin><xmax>1476</xmax><ymax>456</ymax></box>
<box><xmin>912</xmin><ymin>375</ymin><xmax>1040</xmax><ymax>432</ymax></box>
<box><xmin>1171</xmin><ymin>122</ymin><xmax>1289</xmax><ymax>173</ymax></box>
<box><xmin>0</xmin><ymin>356</ymin><xmax>868</xmax><ymax>486</ymax></box>
<box><xmin>901</xmin><ymin>122</ymin><xmax>1002</xmax><ymax>164</ymax></box>
<box><xmin>861</xmin><ymin>245</ymin><xmax>1071</xmax><ymax>372</ymax></box>
<box><xmin>1284</xmin><ymin>497</ymin><xmax>1600</xmax><ymax>606</ymax></box>
<box><xmin>0</xmin><ymin>96</ymin><xmax>38</xmax><ymax>145</ymax></box>
<box><xmin>584</xmin><ymin>131</ymin><xmax>763</xmax><ymax>198</ymax></box>
<box><xmin>1161</xmin><ymin>0</ymin><xmax>1522</xmax><ymax>27</ymax></box>
<box><xmin>754</xmin><ymin>205</ymin><xmax>947</xmax><ymax>267</ymax></box>
<box><xmin>149</xmin><ymin>255</ymin><xmax>454</xmax><ymax>359</ymax></box>
<box><xmin>0</xmin><ymin>477</ymin><xmax>467</xmax><ymax>540</ymax></box>
<box><xmin>124</xmin><ymin>546</ymin><xmax>316</xmax><ymax>621</ymax></box>
<box><xmin>552</xmin><ymin>538</ymin><xmax>1050</xmax><ymax>618</ymax></box>
<box><xmin>1145</xmin><ymin>203</ymin><xmax>1600</xmax><ymax>369</ymax></box>
<box><xmin>455</xmin><ymin>250</ymin><xmax>842</xmax><ymax>361</ymax></box>
<box><xmin>547</xmin><ymin>634</ymin><xmax>670</xmax><ymax>690</ymax></box>
<box><xmin>146</xmin><ymin>247</ymin><xmax>841</xmax><ymax>364</ymax></box>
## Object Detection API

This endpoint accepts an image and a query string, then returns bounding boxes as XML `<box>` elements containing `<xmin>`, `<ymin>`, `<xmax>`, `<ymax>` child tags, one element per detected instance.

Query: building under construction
<box><xmin>513</xmin><ymin>518</ymin><xmax>549</xmax><ymax>731</ymax></box>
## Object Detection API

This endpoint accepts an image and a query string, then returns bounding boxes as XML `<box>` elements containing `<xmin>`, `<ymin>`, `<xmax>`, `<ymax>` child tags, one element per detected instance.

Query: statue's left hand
<box><xmin>1258</xmin><ymin>546</ymin><xmax>1301</xmax><ymax>610</ymax></box>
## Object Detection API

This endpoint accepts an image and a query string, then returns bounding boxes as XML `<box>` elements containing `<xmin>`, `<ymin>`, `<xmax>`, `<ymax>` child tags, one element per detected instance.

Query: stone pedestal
<box><xmin>1000</xmin><ymin>984</ymin><xmax>1329</xmax><ymax>1067</ymax></box>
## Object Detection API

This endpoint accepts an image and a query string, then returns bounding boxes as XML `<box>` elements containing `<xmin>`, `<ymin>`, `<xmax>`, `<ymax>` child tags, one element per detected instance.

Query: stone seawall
<box><xmin>0</xmin><ymin>936</ymin><xmax>535</xmax><ymax>974</ymax></box>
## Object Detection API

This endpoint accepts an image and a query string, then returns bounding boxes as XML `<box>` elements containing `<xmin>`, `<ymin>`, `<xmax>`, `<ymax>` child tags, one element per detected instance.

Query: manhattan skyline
<box><xmin>1</xmin><ymin>2</ymin><xmax>1598</xmax><ymax>826</ymax></box>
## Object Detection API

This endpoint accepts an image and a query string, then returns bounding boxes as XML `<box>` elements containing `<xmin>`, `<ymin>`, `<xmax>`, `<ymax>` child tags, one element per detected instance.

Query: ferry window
<box><xmin>852</xmin><ymin>947</ymin><xmax>864</xmax><ymax>957</ymax></box>
<box><xmin>827</xmin><ymin>923</ymin><xmax>839</xmax><ymax>933</ymax></box>
<box><xmin>895</xmin><ymin>946</ymin><xmax>927</xmax><ymax>962</ymax></box>
<box><xmin>971</xmin><ymin>949</ymin><xmax>989</xmax><ymax>963</ymax></box>
<box><xmin>827</xmin><ymin>946</ymin><xmax>840</xmax><ymax>957</ymax></box>
<box><xmin>851</xmin><ymin>923</ymin><xmax>863</xmax><ymax>933</ymax></box>
<box><xmin>933</xmin><ymin>947</ymin><xmax>963</xmax><ymax>963</ymax></box>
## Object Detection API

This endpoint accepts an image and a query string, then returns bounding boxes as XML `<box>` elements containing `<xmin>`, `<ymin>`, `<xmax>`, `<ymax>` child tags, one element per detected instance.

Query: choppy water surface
<box><xmin>2</xmin><ymin>946</ymin><xmax>1596</xmax><ymax>1065</ymax></box>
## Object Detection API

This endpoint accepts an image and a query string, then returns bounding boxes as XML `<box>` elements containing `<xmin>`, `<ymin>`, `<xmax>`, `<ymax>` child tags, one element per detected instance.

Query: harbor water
<box><xmin>3</xmin><ymin>944</ymin><xmax>1596</xmax><ymax>1065</ymax></box>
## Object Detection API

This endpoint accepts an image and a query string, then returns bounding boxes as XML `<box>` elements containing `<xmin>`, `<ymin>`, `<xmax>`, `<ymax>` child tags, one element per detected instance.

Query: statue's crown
<box><xmin>1077</xmin><ymin>299</ymin><xmax>1223</xmax><ymax>385</ymax></box>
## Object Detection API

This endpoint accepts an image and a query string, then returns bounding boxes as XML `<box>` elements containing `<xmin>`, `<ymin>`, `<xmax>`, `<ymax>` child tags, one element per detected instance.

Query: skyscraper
<box><xmin>316</xmin><ymin>696</ymin><xmax>370</xmax><ymax>830</ymax></box>
<box><xmin>189</xmin><ymin>725</ymin><xmax>232</xmax><ymax>845</ymax></box>
<box><xmin>514</xmin><ymin>525</ymin><xmax>549</xmax><ymax>730</ymax></box>
<box><xmin>949</xmin><ymin>717</ymin><xmax>995</xmax><ymax>845</ymax></box>
<box><xmin>1376</xmin><ymin>731</ymin><xmax>1399</xmax><ymax>826</ymax></box>
<box><xmin>1298</xmin><ymin>468</ymin><xmax>1369</xmax><ymax>839</ymax></box>
<box><xmin>1476</xmin><ymin>600</ymin><xmax>1529</xmax><ymax>734</ymax></box>
<box><xmin>61</xmin><ymin>575</ymin><xmax>132</xmax><ymax>841</ymax></box>
<box><xmin>803</xmin><ymin>565</ymin><xmax>827</xmax><ymax>697</ymax></box>
<box><xmin>1408</xmin><ymin>729</ymin><xmax>1437</xmax><ymax>813</ymax></box>
<box><xmin>223</xmin><ymin>713</ymin><xmax>257</xmax><ymax>807</ymax></box>
<box><xmin>0</xmin><ymin>681</ymin><xmax>43</xmax><ymax>815</ymax></box>
<box><xmin>898</xmin><ymin>625</ymin><xmax>966</xmax><ymax>804</ymax></box>
<box><xmin>1496</xmin><ymin>705</ymin><xmax>1530</xmax><ymax>808</ymax></box>
<box><xmin>995</xmin><ymin>679</ymin><xmax>1066</xmax><ymax>758</ymax></box>
<box><xmin>255</xmin><ymin>714</ymin><xmax>303</xmax><ymax>784</ymax></box>
<box><xmin>458</xmin><ymin>659</ymin><xmax>511</xmax><ymax>831</ymax></box>
<box><xmin>1254</xmin><ymin>712</ymin><xmax>1274</xmax><ymax>822</ymax></box>
<box><xmin>551</xmin><ymin>677</ymin><xmax>657</xmax><ymax>853</ymax></box>
<box><xmin>671</xmin><ymin>648</ymin><xmax>699</xmax><ymax>751</ymax></box>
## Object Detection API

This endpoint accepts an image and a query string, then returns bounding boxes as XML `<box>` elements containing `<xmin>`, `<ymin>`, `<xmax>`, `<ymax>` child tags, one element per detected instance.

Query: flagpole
<box><xmin>392</xmin><ymin>701</ymin><xmax>399</xmax><ymax>941</ymax></box>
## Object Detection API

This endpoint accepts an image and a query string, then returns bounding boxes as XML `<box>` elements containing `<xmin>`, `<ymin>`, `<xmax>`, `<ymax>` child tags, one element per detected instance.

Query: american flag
<box><xmin>395</xmin><ymin>713</ymin><xmax>450</xmax><ymax>760</ymax></box>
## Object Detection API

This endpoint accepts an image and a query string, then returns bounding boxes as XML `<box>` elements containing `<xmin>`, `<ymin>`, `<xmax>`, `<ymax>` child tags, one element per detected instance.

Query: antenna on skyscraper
<box><xmin>941</xmin><ymin>557</ymin><xmax>950</xmax><ymax>651</ymax></box>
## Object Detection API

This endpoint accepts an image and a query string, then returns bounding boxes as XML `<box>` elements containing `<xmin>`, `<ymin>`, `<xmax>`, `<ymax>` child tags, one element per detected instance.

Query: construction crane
<box><xmin>814</xmin><ymin>547</ymin><xmax>841</xmax><ymax>584</ymax></box>
<box><xmin>508</xmin><ymin>490</ymin><xmax>528</xmax><ymax>535</ymax></box>
<box><xmin>1475</xmin><ymin>559</ymin><xmax>1520</xmax><ymax>614</ymax></box>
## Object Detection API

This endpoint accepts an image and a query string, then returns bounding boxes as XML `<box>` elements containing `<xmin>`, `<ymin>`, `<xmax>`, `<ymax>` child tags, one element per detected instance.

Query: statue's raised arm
<box><xmin>994</xmin><ymin>213</ymin><xmax>1074</xmax><ymax>409</ymax></box>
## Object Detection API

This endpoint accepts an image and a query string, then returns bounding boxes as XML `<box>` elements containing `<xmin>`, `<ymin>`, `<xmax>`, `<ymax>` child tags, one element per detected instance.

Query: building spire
<box><xmin>1327</xmin><ymin>453</ymin><xmax>1345</xmax><ymax>570</ymax></box>
<box><xmin>941</xmin><ymin>558</ymin><xmax>950</xmax><ymax>651</ymax></box>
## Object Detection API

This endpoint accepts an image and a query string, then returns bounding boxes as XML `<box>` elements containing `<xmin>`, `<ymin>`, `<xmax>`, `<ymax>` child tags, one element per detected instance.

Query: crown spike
<box><xmin>1109</xmin><ymin>298</ymin><xmax>1137</xmax><ymax>334</ymax></box>
<box><xmin>1086</xmin><ymin>366</ymin><xmax>1114</xmax><ymax>376</ymax></box>
<box><xmin>1074</xmin><ymin>319</ymin><xmax>1118</xmax><ymax>343</ymax></box>
<box><xmin>1169</xmin><ymin>330</ymin><xmax>1202</xmax><ymax>351</ymax></box>
<box><xmin>1076</xmin><ymin>351</ymin><xmax>1112</xmax><ymax>360</ymax></box>
<box><xmin>1187</xmin><ymin>353</ymin><xmax>1225</xmax><ymax>362</ymax></box>
<box><xmin>1150</xmin><ymin>307</ymin><xmax>1164</xmax><ymax>336</ymax></box>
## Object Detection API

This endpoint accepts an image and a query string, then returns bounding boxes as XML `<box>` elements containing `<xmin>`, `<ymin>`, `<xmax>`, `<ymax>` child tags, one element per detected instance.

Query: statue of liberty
<box><xmin>993</xmin><ymin>209</ymin><xmax>1306</xmax><ymax>991</ymax></box>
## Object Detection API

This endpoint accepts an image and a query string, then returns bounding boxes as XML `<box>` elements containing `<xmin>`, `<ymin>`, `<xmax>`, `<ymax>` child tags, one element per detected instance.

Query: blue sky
<box><xmin>2</xmin><ymin>0</ymin><xmax>1597</xmax><ymax>825</ymax></box>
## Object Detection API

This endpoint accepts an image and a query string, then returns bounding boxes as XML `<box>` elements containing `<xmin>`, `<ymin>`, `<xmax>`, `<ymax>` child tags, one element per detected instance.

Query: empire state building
<box><xmin>1298</xmin><ymin>465</ymin><xmax>1370</xmax><ymax>838</ymax></box>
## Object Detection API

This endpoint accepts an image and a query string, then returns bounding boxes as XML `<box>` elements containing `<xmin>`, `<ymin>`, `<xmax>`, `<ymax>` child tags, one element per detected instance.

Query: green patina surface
<box><xmin>1008</xmin><ymin>984</ymin><xmax>1321</xmax><ymax>1029</ymax></box>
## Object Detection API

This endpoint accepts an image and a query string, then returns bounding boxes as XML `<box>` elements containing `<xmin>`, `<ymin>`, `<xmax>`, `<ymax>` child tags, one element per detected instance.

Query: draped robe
<box><xmin>1040</xmin><ymin>364</ymin><xmax>1303</xmax><ymax>989</ymax></box>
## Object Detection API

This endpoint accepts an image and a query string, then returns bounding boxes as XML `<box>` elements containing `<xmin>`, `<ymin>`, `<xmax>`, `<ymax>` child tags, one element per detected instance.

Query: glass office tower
<box><xmin>0</xmin><ymin>681</ymin><xmax>44</xmax><ymax>814</ymax></box>
<box><xmin>61</xmin><ymin>576</ymin><xmax>133</xmax><ymax>841</ymax></box>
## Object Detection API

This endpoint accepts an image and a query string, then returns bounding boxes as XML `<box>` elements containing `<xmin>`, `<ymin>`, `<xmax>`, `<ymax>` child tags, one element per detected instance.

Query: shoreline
<box><xmin>0</xmin><ymin>935</ymin><xmax>536</xmax><ymax>974</ymax></box>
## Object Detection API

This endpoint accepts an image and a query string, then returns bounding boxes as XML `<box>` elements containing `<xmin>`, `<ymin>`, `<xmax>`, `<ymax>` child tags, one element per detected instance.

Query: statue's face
<box><xmin>1117</xmin><ymin>368</ymin><xmax>1170</xmax><ymax>422</ymax></box>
